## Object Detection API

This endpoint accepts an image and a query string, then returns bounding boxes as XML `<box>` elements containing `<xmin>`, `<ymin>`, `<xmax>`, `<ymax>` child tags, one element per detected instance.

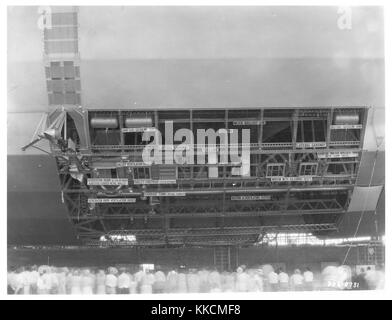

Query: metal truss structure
<box><xmin>32</xmin><ymin>8</ymin><xmax>369</xmax><ymax>251</ymax></box>
<box><xmin>44</xmin><ymin>106</ymin><xmax>368</xmax><ymax>248</ymax></box>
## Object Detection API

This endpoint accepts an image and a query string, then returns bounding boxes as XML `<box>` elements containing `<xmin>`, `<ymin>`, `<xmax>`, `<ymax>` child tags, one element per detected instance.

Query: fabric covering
<box><xmin>347</xmin><ymin>186</ymin><xmax>383</xmax><ymax>212</ymax></box>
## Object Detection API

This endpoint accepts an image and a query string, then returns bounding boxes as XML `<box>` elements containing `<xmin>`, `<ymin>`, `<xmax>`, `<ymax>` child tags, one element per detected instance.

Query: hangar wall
<box><xmin>8</xmin><ymin>245</ymin><xmax>383</xmax><ymax>273</ymax></box>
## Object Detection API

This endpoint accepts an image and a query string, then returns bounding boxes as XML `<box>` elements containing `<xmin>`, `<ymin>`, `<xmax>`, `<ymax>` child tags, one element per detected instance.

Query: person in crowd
<box><xmin>7</xmin><ymin>268</ymin><xmax>17</xmax><ymax>294</ymax></box>
<box><xmin>220</xmin><ymin>272</ymin><xmax>230</xmax><ymax>293</ymax></box>
<box><xmin>337</xmin><ymin>265</ymin><xmax>352</xmax><ymax>290</ymax></box>
<box><xmin>178</xmin><ymin>271</ymin><xmax>188</xmax><ymax>293</ymax></box>
<box><xmin>134</xmin><ymin>266</ymin><xmax>146</xmax><ymax>292</ymax></box>
<box><xmin>65</xmin><ymin>269</ymin><xmax>73</xmax><ymax>294</ymax></box>
<box><xmin>81</xmin><ymin>269</ymin><xmax>95</xmax><ymax>295</ymax></box>
<box><xmin>267</xmin><ymin>268</ymin><xmax>279</xmax><ymax>292</ymax></box>
<box><xmin>129</xmin><ymin>272</ymin><xmax>138</xmax><ymax>294</ymax></box>
<box><xmin>303</xmin><ymin>267</ymin><xmax>314</xmax><ymax>291</ymax></box>
<box><xmin>222</xmin><ymin>271</ymin><xmax>236</xmax><ymax>293</ymax></box>
<box><xmin>18</xmin><ymin>267</ymin><xmax>31</xmax><ymax>295</ymax></box>
<box><xmin>140</xmin><ymin>269</ymin><xmax>155</xmax><ymax>294</ymax></box>
<box><xmin>95</xmin><ymin>269</ymin><xmax>107</xmax><ymax>295</ymax></box>
<box><xmin>37</xmin><ymin>268</ymin><xmax>52</xmax><ymax>295</ymax></box>
<box><xmin>117</xmin><ymin>268</ymin><xmax>131</xmax><ymax>294</ymax></box>
<box><xmin>45</xmin><ymin>267</ymin><xmax>55</xmax><ymax>294</ymax></box>
<box><xmin>36</xmin><ymin>271</ymin><xmax>47</xmax><ymax>295</ymax></box>
<box><xmin>49</xmin><ymin>267</ymin><xmax>60</xmax><ymax>294</ymax></box>
<box><xmin>261</xmin><ymin>265</ymin><xmax>273</xmax><ymax>290</ymax></box>
<box><xmin>374</xmin><ymin>265</ymin><xmax>385</xmax><ymax>290</ymax></box>
<box><xmin>278</xmin><ymin>268</ymin><xmax>290</xmax><ymax>291</ymax></box>
<box><xmin>166</xmin><ymin>269</ymin><xmax>179</xmax><ymax>293</ymax></box>
<box><xmin>322</xmin><ymin>265</ymin><xmax>339</xmax><ymax>290</ymax></box>
<box><xmin>246</xmin><ymin>269</ymin><xmax>262</xmax><ymax>292</ymax></box>
<box><xmin>290</xmin><ymin>269</ymin><xmax>304</xmax><ymax>291</ymax></box>
<box><xmin>236</xmin><ymin>266</ymin><xmax>250</xmax><ymax>292</ymax></box>
<box><xmin>255</xmin><ymin>269</ymin><xmax>264</xmax><ymax>292</ymax></box>
<box><xmin>187</xmin><ymin>269</ymin><xmax>201</xmax><ymax>293</ymax></box>
<box><xmin>198</xmin><ymin>269</ymin><xmax>210</xmax><ymax>293</ymax></box>
<box><xmin>365</xmin><ymin>266</ymin><xmax>382</xmax><ymax>290</ymax></box>
<box><xmin>13</xmin><ymin>267</ymin><xmax>28</xmax><ymax>295</ymax></box>
<box><xmin>351</xmin><ymin>268</ymin><xmax>369</xmax><ymax>291</ymax></box>
<box><xmin>27</xmin><ymin>266</ymin><xmax>40</xmax><ymax>295</ymax></box>
<box><xmin>56</xmin><ymin>268</ymin><xmax>68</xmax><ymax>295</ymax></box>
<box><xmin>153</xmin><ymin>268</ymin><xmax>167</xmax><ymax>294</ymax></box>
<box><xmin>105</xmin><ymin>268</ymin><xmax>118</xmax><ymax>295</ymax></box>
<box><xmin>208</xmin><ymin>268</ymin><xmax>221</xmax><ymax>293</ymax></box>
<box><xmin>7</xmin><ymin>263</ymin><xmax>385</xmax><ymax>295</ymax></box>
<box><xmin>70</xmin><ymin>269</ymin><xmax>82</xmax><ymax>295</ymax></box>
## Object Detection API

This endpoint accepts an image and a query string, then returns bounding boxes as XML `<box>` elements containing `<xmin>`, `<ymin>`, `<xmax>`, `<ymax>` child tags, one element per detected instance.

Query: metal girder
<box><xmin>63</xmin><ymin>194</ymin><xmax>346</xmax><ymax>217</ymax></box>
<box><xmin>90</xmin><ymin>224</ymin><xmax>337</xmax><ymax>237</ymax></box>
<box><xmin>84</xmin><ymin>238</ymin><xmax>254</xmax><ymax>248</ymax></box>
<box><xmin>69</xmin><ymin>209</ymin><xmax>345</xmax><ymax>220</ymax></box>
<box><xmin>78</xmin><ymin>223</ymin><xmax>338</xmax><ymax>247</ymax></box>
<box><xmin>62</xmin><ymin>182</ymin><xmax>355</xmax><ymax>194</ymax></box>
<box><xmin>64</xmin><ymin>147</ymin><xmax>364</xmax><ymax>158</ymax></box>
<box><xmin>88</xmin><ymin>143</ymin><xmax>362</xmax><ymax>154</ymax></box>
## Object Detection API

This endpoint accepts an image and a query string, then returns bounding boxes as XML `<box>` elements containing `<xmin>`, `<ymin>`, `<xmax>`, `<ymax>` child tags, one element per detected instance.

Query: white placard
<box><xmin>330</xmin><ymin>125</ymin><xmax>362</xmax><ymax>130</ymax></box>
<box><xmin>116</xmin><ymin>162</ymin><xmax>149</xmax><ymax>167</ymax></box>
<box><xmin>122</xmin><ymin>127</ymin><xmax>157</xmax><ymax>133</ymax></box>
<box><xmin>271</xmin><ymin>176</ymin><xmax>313</xmax><ymax>182</ymax></box>
<box><xmin>87</xmin><ymin>178</ymin><xmax>129</xmax><ymax>186</ymax></box>
<box><xmin>144</xmin><ymin>192</ymin><xmax>186</xmax><ymax>197</ymax></box>
<box><xmin>318</xmin><ymin>152</ymin><xmax>359</xmax><ymax>159</ymax></box>
<box><xmin>133</xmin><ymin>179</ymin><xmax>177</xmax><ymax>185</ymax></box>
<box><xmin>231</xmin><ymin>195</ymin><xmax>271</xmax><ymax>201</ymax></box>
<box><xmin>88</xmin><ymin>198</ymin><xmax>136</xmax><ymax>203</ymax></box>
<box><xmin>233</xmin><ymin>121</ymin><xmax>264</xmax><ymax>126</ymax></box>
<box><xmin>296</xmin><ymin>142</ymin><xmax>327</xmax><ymax>148</ymax></box>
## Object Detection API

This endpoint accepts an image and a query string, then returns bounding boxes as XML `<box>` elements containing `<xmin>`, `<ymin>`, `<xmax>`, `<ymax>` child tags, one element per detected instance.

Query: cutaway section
<box><xmin>44</xmin><ymin>106</ymin><xmax>369</xmax><ymax>246</ymax></box>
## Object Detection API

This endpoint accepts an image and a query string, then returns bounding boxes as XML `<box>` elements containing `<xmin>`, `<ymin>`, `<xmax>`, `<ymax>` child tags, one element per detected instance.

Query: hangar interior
<box><xmin>7</xmin><ymin>6</ymin><xmax>385</xmax><ymax>273</ymax></box>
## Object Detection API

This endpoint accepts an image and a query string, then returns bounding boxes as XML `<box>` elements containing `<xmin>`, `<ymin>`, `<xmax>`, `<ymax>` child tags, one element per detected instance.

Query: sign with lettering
<box><xmin>318</xmin><ymin>152</ymin><xmax>359</xmax><ymax>159</ymax></box>
<box><xmin>271</xmin><ymin>176</ymin><xmax>313</xmax><ymax>182</ymax></box>
<box><xmin>231</xmin><ymin>195</ymin><xmax>271</xmax><ymax>201</ymax></box>
<box><xmin>133</xmin><ymin>179</ymin><xmax>177</xmax><ymax>185</ymax></box>
<box><xmin>88</xmin><ymin>198</ymin><xmax>136</xmax><ymax>204</ymax></box>
<box><xmin>233</xmin><ymin>121</ymin><xmax>265</xmax><ymax>126</ymax></box>
<box><xmin>299</xmin><ymin>111</ymin><xmax>329</xmax><ymax>117</ymax></box>
<box><xmin>144</xmin><ymin>192</ymin><xmax>186</xmax><ymax>197</ymax></box>
<box><xmin>330</xmin><ymin>125</ymin><xmax>362</xmax><ymax>130</ymax></box>
<box><xmin>116</xmin><ymin>162</ymin><xmax>149</xmax><ymax>167</ymax></box>
<box><xmin>87</xmin><ymin>178</ymin><xmax>129</xmax><ymax>186</ymax></box>
<box><xmin>296</xmin><ymin>142</ymin><xmax>327</xmax><ymax>149</ymax></box>
<box><xmin>122</xmin><ymin>127</ymin><xmax>157</xmax><ymax>133</ymax></box>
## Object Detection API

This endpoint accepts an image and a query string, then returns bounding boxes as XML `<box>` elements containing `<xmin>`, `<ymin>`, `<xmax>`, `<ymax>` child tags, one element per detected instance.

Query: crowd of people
<box><xmin>7</xmin><ymin>264</ymin><xmax>384</xmax><ymax>295</ymax></box>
